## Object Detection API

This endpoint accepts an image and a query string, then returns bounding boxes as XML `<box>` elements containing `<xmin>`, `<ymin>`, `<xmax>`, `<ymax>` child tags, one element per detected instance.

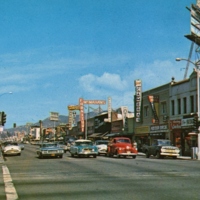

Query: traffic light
<box><xmin>1</xmin><ymin>111</ymin><xmax>6</xmax><ymax>126</ymax></box>
<box><xmin>193</xmin><ymin>116</ymin><xmax>198</xmax><ymax>130</ymax></box>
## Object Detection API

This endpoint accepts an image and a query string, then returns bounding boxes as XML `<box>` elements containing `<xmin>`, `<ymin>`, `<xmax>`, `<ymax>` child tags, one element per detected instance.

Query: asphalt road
<box><xmin>1</xmin><ymin>144</ymin><xmax>200</xmax><ymax>200</ymax></box>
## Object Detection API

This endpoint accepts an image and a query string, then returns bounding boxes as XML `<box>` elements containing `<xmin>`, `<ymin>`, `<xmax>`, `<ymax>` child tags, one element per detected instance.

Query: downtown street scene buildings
<box><xmin>3</xmin><ymin>1</ymin><xmax>200</xmax><ymax>158</ymax></box>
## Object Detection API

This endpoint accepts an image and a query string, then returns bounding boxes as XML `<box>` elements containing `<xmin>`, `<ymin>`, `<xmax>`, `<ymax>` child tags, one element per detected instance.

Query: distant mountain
<box><xmin>5</xmin><ymin>111</ymin><xmax>100</xmax><ymax>133</ymax></box>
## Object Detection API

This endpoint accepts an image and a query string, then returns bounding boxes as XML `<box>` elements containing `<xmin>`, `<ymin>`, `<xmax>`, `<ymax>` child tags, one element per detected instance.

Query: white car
<box><xmin>94</xmin><ymin>140</ymin><xmax>109</xmax><ymax>155</ymax></box>
<box><xmin>2</xmin><ymin>142</ymin><xmax>21</xmax><ymax>156</ymax></box>
<box><xmin>56</xmin><ymin>141</ymin><xmax>68</xmax><ymax>153</ymax></box>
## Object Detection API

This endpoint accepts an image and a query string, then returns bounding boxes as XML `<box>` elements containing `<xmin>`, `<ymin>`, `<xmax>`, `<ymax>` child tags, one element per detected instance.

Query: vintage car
<box><xmin>145</xmin><ymin>139</ymin><xmax>180</xmax><ymax>159</ymax></box>
<box><xmin>107</xmin><ymin>137</ymin><xmax>138</xmax><ymax>158</ymax></box>
<box><xmin>1</xmin><ymin>142</ymin><xmax>21</xmax><ymax>156</ymax></box>
<box><xmin>94</xmin><ymin>140</ymin><xmax>109</xmax><ymax>155</ymax></box>
<box><xmin>70</xmin><ymin>139</ymin><xmax>98</xmax><ymax>158</ymax></box>
<box><xmin>56</xmin><ymin>141</ymin><xmax>68</xmax><ymax>153</ymax></box>
<box><xmin>36</xmin><ymin>143</ymin><xmax>64</xmax><ymax>158</ymax></box>
<box><xmin>18</xmin><ymin>143</ymin><xmax>25</xmax><ymax>150</ymax></box>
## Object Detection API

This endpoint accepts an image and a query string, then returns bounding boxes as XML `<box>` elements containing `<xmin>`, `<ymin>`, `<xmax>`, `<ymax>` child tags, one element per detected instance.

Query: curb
<box><xmin>137</xmin><ymin>152</ymin><xmax>192</xmax><ymax>160</ymax></box>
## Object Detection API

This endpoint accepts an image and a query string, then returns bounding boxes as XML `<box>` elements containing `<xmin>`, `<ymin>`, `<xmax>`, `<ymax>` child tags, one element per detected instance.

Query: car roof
<box><xmin>114</xmin><ymin>137</ymin><xmax>130</xmax><ymax>140</ymax></box>
<box><xmin>75</xmin><ymin>139</ymin><xmax>92</xmax><ymax>142</ymax></box>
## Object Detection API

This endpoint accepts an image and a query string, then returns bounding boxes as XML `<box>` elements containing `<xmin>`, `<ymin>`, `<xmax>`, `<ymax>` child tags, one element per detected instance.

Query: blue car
<box><xmin>37</xmin><ymin>143</ymin><xmax>64</xmax><ymax>159</ymax></box>
<box><xmin>70</xmin><ymin>139</ymin><xmax>98</xmax><ymax>158</ymax></box>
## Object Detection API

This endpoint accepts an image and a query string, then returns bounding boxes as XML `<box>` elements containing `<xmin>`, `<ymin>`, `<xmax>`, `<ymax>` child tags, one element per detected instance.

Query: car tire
<box><xmin>60</xmin><ymin>155</ymin><xmax>63</xmax><ymax>158</ymax></box>
<box><xmin>18</xmin><ymin>153</ymin><xmax>21</xmax><ymax>156</ymax></box>
<box><xmin>39</xmin><ymin>153</ymin><xmax>43</xmax><ymax>159</ymax></box>
<box><xmin>173</xmin><ymin>156</ymin><xmax>177</xmax><ymax>159</ymax></box>
<box><xmin>146</xmin><ymin>151</ymin><xmax>150</xmax><ymax>158</ymax></box>
<box><xmin>132</xmin><ymin>156</ymin><xmax>136</xmax><ymax>159</ymax></box>
<box><xmin>93</xmin><ymin>155</ymin><xmax>96</xmax><ymax>158</ymax></box>
<box><xmin>156</xmin><ymin>151</ymin><xmax>161</xmax><ymax>159</ymax></box>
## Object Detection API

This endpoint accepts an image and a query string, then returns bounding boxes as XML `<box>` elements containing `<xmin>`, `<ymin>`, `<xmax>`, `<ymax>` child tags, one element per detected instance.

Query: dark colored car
<box><xmin>36</xmin><ymin>143</ymin><xmax>64</xmax><ymax>159</ymax></box>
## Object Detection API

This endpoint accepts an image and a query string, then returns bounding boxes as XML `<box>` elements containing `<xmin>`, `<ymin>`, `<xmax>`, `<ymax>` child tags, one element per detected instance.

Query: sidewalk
<box><xmin>137</xmin><ymin>152</ymin><xmax>192</xmax><ymax>160</ymax></box>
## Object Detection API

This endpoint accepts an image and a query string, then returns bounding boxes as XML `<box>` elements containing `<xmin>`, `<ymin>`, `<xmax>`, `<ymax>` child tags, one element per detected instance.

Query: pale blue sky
<box><xmin>0</xmin><ymin>0</ymin><xmax>196</xmax><ymax>128</ymax></box>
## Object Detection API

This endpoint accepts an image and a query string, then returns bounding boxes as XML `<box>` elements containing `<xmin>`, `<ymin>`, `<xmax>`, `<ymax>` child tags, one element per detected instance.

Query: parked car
<box><xmin>145</xmin><ymin>139</ymin><xmax>180</xmax><ymax>159</ymax></box>
<box><xmin>30</xmin><ymin>139</ymin><xmax>40</xmax><ymax>145</ymax></box>
<box><xmin>65</xmin><ymin>138</ymin><xmax>77</xmax><ymax>151</ymax></box>
<box><xmin>94</xmin><ymin>140</ymin><xmax>109</xmax><ymax>155</ymax></box>
<box><xmin>1</xmin><ymin>142</ymin><xmax>21</xmax><ymax>156</ymax></box>
<box><xmin>56</xmin><ymin>141</ymin><xmax>68</xmax><ymax>153</ymax></box>
<box><xmin>70</xmin><ymin>139</ymin><xmax>98</xmax><ymax>158</ymax></box>
<box><xmin>18</xmin><ymin>143</ymin><xmax>25</xmax><ymax>150</ymax></box>
<box><xmin>36</xmin><ymin>143</ymin><xmax>64</xmax><ymax>159</ymax></box>
<box><xmin>107</xmin><ymin>137</ymin><xmax>138</xmax><ymax>158</ymax></box>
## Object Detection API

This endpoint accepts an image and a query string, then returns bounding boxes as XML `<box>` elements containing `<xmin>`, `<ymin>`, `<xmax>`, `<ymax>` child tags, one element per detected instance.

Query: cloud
<box><xmin>79</xmin><ymin>72</ymin><xmax>128</xmax><ymax>93</ymax></box>
<box><xmin>129</xmin><ymin>59</ymin><xmax>185</xmax><ymax>91</ymax></box>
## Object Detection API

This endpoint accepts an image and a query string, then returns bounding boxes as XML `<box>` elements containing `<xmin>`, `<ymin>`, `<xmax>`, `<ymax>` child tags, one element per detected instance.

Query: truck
<box><xmin>107</xmin><ymin>137</ymin><xmax>138</xmax><ymax>159</ymax></box>
<box><xmin>145</xmin><ymin>139</ymin><xmax>180</xmax><ymax>159</ymax></box>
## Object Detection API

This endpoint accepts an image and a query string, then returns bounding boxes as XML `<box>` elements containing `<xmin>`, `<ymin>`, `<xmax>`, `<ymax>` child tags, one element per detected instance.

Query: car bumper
<box><xmin>78</xmin><ymin>152</ymin><xmax>98</xmax><ymax>155</ymax></box>
<box><xmin>160</xmin><ymin>153</ymin><xmax>179</xmax><ymax>156</ymax></box>
<box><xmin>4</xmin><ymin>151</ymin><xmax>21</xmax><ymax>155</ymax></box>
<box><xmin>118</xmin><ymin>153</ymin><xmax>137</xmax><ymax>156</ymax></box>
<box><xmin>98</xmin><ymin>151</ymin><xmax>107</xmax><ymax>154</ymax></box>
<box><xmin>42</xmin><ymin>153</ymin><xmax>63</xmax><ymax>157</ymax></box>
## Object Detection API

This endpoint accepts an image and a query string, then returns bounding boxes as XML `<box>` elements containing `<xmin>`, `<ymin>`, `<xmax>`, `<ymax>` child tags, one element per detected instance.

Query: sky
<box><xmin>0</xmin><ymin>0</ymin><xmax>197</xmax><ymax>128</ymax></box>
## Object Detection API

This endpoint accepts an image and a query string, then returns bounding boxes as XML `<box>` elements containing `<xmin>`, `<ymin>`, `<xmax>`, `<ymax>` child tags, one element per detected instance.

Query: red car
<box><xmin>107</xmin><ymin>137</ymin><xmax>138</xmax><ymax>158</ymax></box>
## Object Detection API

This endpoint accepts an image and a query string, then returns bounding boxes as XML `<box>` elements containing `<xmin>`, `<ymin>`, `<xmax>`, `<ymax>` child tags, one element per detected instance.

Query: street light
<box><xmin>176</xmin><ymin>57</ymin><xmax>200</xmax><ymax>160</ymax></box>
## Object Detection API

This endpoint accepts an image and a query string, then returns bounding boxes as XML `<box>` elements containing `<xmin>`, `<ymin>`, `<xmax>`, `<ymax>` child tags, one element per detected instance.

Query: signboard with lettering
<box><xmin>150</xmin><ymin>124</ymin><xmax>168</xmax><ymax>133</ymax></box>
<box><xmin>50</xmin><ymin>112</ymin><xmax>59</xmax><ymax>121</ymax></box>
<box><xmin>68</xmin><ymin>105</ymin><xmax>80</xmax><ymax>110</ymax></box>
<box><xmin>83</xmin><ymin>100</ymin><xmax>106</xmax><ymax>105</ymax></box>
<box><xmin>181</xmin><ymin>118</ymin><xmax>193</xmax><ymax>127</ymax></box>
<box><xmin>148</xmin><ymin>95</ymin><xmax>159</xmax><ymax>124</ymax></box>
<box><xmin>134</xmin><ymin>79</ymin><xmax>142</xmax><ymax>123</ymax></box>
<box><xmin>79</xmin><ymin>98</ymin><xmax>85</xmax><ymax>132</ymax></box>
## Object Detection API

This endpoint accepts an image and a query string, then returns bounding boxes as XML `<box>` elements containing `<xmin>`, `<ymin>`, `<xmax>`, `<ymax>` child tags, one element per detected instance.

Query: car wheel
<box><xmin>173</xmin><ymin>156</ymin><xmax>177</xmax><ymax>159</ymax></box>
<box><xmin>71</xmin><ymin>153</ymin><xmax>74</xmax><ymax>157</ymax></box>
<box><xmin>18</xmin><ymin>153</ymin><xmax>21</xmax><ymax>156</ymax></box>
<box><xmin>60</xmin><ymin>155</ymin><xmax>63</xmax><ymax>158</ymax></box>
<box><xmin>156</xmin><ymin>151</ymin><xmax>161</xmax><ymax>159</ymax></box>
<box><xmin>39</xmin><ymin>153</ymin><xmax>43</xmax><ymax>159</ymax></box>
<box><xmin>132</xmin><ymin>156</ymin><xmax>136</xmax><ymax>159</ymax></box>
<box><xmin>93</xmin><ymin>155</ymin><xmax>96</xmax><ymax>158</ymax></box>
<box><xmin>146</xmin><ymin>151</ymin><xmax>150</xmax><ymax>158</ymax></box>
<box><xmin>115</xmin><ymin>151</ymin><xmax>119</xmax><ymax>158</ymax></box>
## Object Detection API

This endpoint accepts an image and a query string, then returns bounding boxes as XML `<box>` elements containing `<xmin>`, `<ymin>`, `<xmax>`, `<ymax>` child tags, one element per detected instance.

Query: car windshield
<box><xmin>96</xmin><ymin>141</ymin><xmax>108</xmax><ymax>145</ymax></box>
<box><xmin>41</xmin><ymin>143</ymin><xmax>58</xmax><ymax>148</ymax></box>
<box><xmin>5</xmin><ymin>142</ymin><xmax>18</xmax><ymax>146</ymax></box>
<box><xmin>75</xmin><ymin>141</ymin><xmax>93</xmax><ymax>146</ymax></box>
<box><xmin>157</xmin><ymin>140</ymin><xmax>171</xmax><ymax>146</ymax></box>
<box><xmin>116</xmin><ymin>139</ymin><xmax>130</xmax><ymax>143</ymax></box>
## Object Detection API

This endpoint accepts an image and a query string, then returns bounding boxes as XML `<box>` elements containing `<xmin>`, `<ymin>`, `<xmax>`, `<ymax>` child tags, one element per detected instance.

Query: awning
<box><xmin>89</xmin><ymin>133</ymin><xmax>102</xmax><ymax>137</ymax></box>
<box><xmin>105</xmin><ymin>133</ymin><xmax>120</xmax><ymax>137</ymax></box>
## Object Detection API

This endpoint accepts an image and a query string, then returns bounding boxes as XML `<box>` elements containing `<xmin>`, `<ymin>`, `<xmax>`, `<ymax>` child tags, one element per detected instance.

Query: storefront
<box><xmin>149</xmin><ymin>124</ymin><xmax>169</xmax><ymax>144</ymax></box>
<box><xmin>172</xmin><ymin>118</ymin><xmax>198</xmax><ymax>156</ymax></box>
<box><xmin>135</xmin><ymin>126</ymin><xmax>149</xmax><ymax>151</ymax></box>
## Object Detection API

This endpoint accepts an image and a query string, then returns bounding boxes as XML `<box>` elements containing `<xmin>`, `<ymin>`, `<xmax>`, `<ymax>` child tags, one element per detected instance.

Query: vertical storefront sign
<box><xmin>134</xmin><ymin>79</ymin><xmax>142</xmax><ymax>122</ymax></box>
<box><xmin>79</xmin><ymin>98</ymin><xmax>85</xmax><ymax>132</ymax></box>
<box><xmin>148</xmin><ymin>95</ymin><xmax>159</xmax><ymax>124</ymax></box>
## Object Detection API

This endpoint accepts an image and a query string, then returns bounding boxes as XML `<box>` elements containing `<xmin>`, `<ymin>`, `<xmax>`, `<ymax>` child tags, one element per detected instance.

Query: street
<box><xmin>0</xmin><ymin>143</ymin><xmax>200</xmax><ymax>200</ymax></box>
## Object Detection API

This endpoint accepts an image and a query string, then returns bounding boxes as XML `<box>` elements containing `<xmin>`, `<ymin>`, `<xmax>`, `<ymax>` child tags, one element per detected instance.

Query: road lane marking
<box><xmin>2</xmin><ymin>165</ymin><xmax>18</xmax><ymax>200</ymax></box>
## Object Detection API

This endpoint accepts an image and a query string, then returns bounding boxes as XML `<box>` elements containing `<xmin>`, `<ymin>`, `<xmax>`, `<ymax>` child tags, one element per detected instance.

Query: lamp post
<box><xmin>176</xmin><ymin>57</ymin><xmax>200</xmax><ymax>160</ymax></box>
